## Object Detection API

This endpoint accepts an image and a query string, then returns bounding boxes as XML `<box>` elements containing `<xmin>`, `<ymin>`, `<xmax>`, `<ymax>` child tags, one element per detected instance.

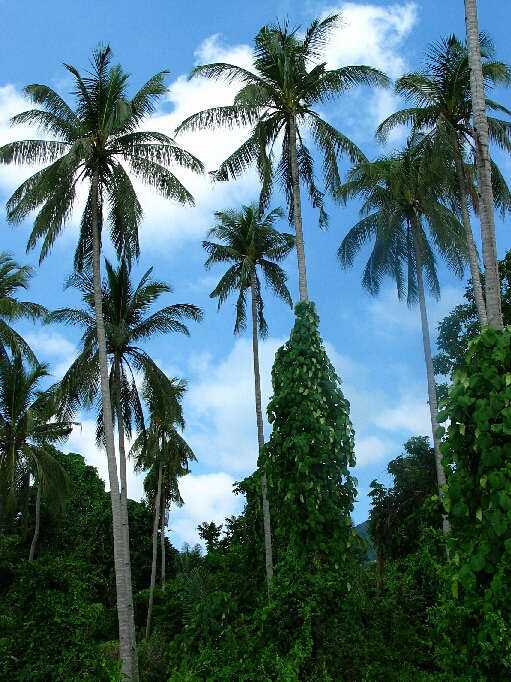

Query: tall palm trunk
<box><xmin>289</xmin><ymin>114</ymin><xmax>308</xmax><ymax>302</ymax></box>
<box><xmin>28</xmin><ymin>482</ymin><xmax>41</xmax><ymax>562</ymax></box>
<box><xmin>411</xmin><ymin>220</ymin><xmax>450</xmax><ymax>535</ymax></box>
<box><xmin>464</xmin><ymin>0</ymin><xmax>503</xmax><ymax>328</ymax></box>
<box><xmin>113</xmin><ymin>357</ymin><xmax>138</xmax><ymax>680</ymax></box>
<box><xmin>160</xmin><ymin>490</ymin><xmax>166</xmax><ymax>591</ymax></box>
<box><xmin>451</xmin><ymin>133</ymin><xmax>488</xmax><ymax>327</ymax></box>
<box><xmin>91</xmin><ymin>168</ymin><xmax>138</xmax><ymax>681</ymax></box>
<box><xmin>250</xmin><ymin>274</ymin><xmax>273</xmax><ymax>595</ymax></box>
<box><xmin>146</xmin><ymin>457</ymin><xmax>163</xmax><ymax>639</ymax></box>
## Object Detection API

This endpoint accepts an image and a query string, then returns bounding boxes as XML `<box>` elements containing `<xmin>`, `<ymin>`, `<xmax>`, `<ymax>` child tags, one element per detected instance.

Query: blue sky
<box><xmin>0</xmin><ymin>1</ymin><xmax>510</xmax><ymax>548</ymax></box>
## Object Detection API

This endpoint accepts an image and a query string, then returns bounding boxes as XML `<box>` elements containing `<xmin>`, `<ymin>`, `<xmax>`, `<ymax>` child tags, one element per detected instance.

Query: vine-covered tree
<box><xmin>260</xmin><ymin>301</ymin><xmax>356</xmax><ymax>675</ymax></box>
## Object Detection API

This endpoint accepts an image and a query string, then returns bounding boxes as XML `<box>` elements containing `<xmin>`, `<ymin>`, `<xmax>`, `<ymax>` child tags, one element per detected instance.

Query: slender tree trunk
<box><xmin>465</xmin><ymin>0</ymin><xmax>503</xmax><ymax>328</ymax></box>
<box><xmin>289</xmin><ymin>114</ymin><xmax>308</xmax><ymax>302</ymax></box>
<box><xmin>411</xmin><ymin>222</ymin><xmax>450</xmax><ymax>535</ymax></box>
<box><xmin>114</xmin><ymin>357</ymin><xmax>138</xmax><ymax>680</ymax></box>
<box><xmin>451</xmin><ymin>133</ymin><xmax>488</xmax><ymax>327</ymax></box>
<box><xmin>28</xmin><ymin>482</ymin><xmax>41</xmax><ymax>562</ymax></box>
<box><xmin>146</xmin><ymin>458</ymin><xmax>163</xmax><ymax>639</ymax></box>
<box><xmin>376</xmin><ymin>549</ymin><xmax>383</xmax><ymax>597</ymax></box>
<box><xmin>160</xmin><ymin>490</ymin><xmax>166</xmax><ymax>592</ymax></box>
<box><xmin>250</xmin><ymin>274</ymin><xmax>273</xmax><ymax>595</ymax></box>
<box><xmin>91</xmin><ymin>168</ymin><xmax>138</xmax><ymax>680</ymax></box>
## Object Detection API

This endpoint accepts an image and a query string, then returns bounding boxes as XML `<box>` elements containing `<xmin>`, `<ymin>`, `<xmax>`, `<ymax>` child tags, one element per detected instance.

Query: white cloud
<box><xmin>185</xmin><ymin>337</ymin><xmax>283</xmax><ymax>473</ymax></box>
<box><xmin>323</xmin><ymin>3</ymin><xmax>418</xmax><ymax>77</ymax></box>
<box><xmin>318</xmin><ymin>2</ymin><xmax>419</xmax><ymax>141</ymax></box>
<box><xmin>63</xmin><ymin>417</ymin><xmax>146</xmax><ymax>503</ymax></box>
<box><xmin>23</xmin><ymin>330</ymin><xmax>77</xmax><ymax>379</ymax></box>
<box><xmin>373</xmin><ymin>390</ymin><xmax>431</xmax><ymax>434</ymax></box>
<box><xmin>355</xmin><ymin>435</ymin><xmax>396</xmax><ymax>467</ymax></box>
<box><xmin>169</xmin><ymin>472</ymin><xmax>243</xmax><ymax>549</ymax></box>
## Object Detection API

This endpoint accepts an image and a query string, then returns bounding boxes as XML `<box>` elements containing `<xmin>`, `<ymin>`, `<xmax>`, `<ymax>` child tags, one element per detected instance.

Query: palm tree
<box><xmin>465</xmin><ymin>1</ymin><xmax>504</xmax><ymax>328</ymax></box>
<box><xmin>0</xmin><ymin>252</ymin><xmax>48</xmax><ymax>364</ymax></box>
<box><xmin>50</xmin><ymin>257</ymin><xmax>202</xmax><ymax>642</ymax></box>
<box><xmin>177</xmin><ymin>15</ymin><xmax>389</xmax><ymax>302</ymax></box>
<box><xmin>203</xmin><ymin>203</ymin><xmax>294</xmax><ymax>591</ymax></box>
<box><xmin>377</xmin><ymin>34</ymin><xmax>511</xmax><ymax>328</ymax></box>
<box><xmin>130</xmin><ymin>377</ymin><xmax>195</xmax><ymax>638</ymax></box>
<box><xmin>0</xmin><ymin>355</ymin><xmax>72</xmax><ymax>550</ymax></box>
<box><xmin>337</xmin><ymin>141</ymin><xmax>467</xmax><ymax>526</ymax></box>
<box><xmin>0</xmin><ymin>46</ymin><xmax>204</xmax><ymax>680</ymax></box>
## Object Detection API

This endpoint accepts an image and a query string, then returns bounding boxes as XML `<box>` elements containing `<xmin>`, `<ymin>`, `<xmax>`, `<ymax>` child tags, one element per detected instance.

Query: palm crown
<box><xmin>0</xmin><ymin>355</ymin><xmax>72</xmax><ymax>530</ymax></box>
<box><xmin>0</xmin><ymin>252</ymin><xmax>48</xmax><ymax>364</ymax></box>
<box><xmin>0</xmin><ymin>45</ymin><xmax>204</xmax><ymax>268</ymax></box>
<box><xmin>177</xmin><ymin>15</ymin><xmax>389</xmax><ymax>301</ymax></box>
<box><xmin>337</xmin><ymin>140</ymin><xmax>467</xmax><ymax>304</ymax></box>
<box><xmin>204</xmin><ymin>204</ymin><xmax>294</xmax><ymax>336</ymax></box>
<box><xmin>51</xmin><ymin>258</ymin><xmax>202</xmax><ymax>443</ymax></box>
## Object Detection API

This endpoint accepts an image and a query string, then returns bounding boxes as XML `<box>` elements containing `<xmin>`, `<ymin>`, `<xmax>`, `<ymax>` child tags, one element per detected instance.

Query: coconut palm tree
<box><xmin>177</xmin><ymin>15</ymin><xmax>389</xmax><ymax>301</ymax></box>
<box><xmin>203</xmin><ymin>203</ymin><xmax>294</xmax><ymax>591</ymax></box>
<box><xmin>337</xmin><ymin>141</ymin><xmax>467</xmax><ymax>526</ymax></box>
<box><xmin>0</xmin><ymin>252</ymin><xmax>48</xmax><ymax>364</ymax></box>
<box><xmin>377</xmin><ymin>33</ymin><xmax>511</xmax><ymax>328</ymax></box>
<box><xmin>130</xmin><ymin>377</ymin><xmax>195</xmax><ymax>638</ymax></box>
<box><xmin>0</xmin><ymin>46</ymin><xmax>204</xmax><ymax>680</ymax></box>
<box><xmin>0</xmin><ymin>354</ymin><xmax>72</xmax><ymax>550</ymax></box>
<box><xmin>465</xmin><ymin>1</ymin><xmax>504</xmax><ymax>328</ymax></box>
<box><xmin>50</xmin><ymin>258</ymin><xmax>201</xmax><ymax>643</ymax></box>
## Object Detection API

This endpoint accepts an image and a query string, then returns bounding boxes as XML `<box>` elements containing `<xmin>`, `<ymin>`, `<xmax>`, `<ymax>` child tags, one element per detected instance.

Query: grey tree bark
<box><xmin>289</xmin><ymin>114</ymin><xmax>308</xmax><ymax>302</ymax></box>
<box><xmin>160</xmin><ymin>491</ymin><xmax>166</xmax><ymax>592</ymax></box>
<box><xmin>91</xmin><ymin>168</ymin><xmax>138</xmax><ymax>680</ymax></box>
<box><xmin>411</xmin><ymin>220</ymin><xmax>450</xmax><ymax>535</ymax></box>
<box><xmin>464</xmin><ymin>0</ymin><xmax>503</xmax><ymax>328</ymax></box>
<box><xmin>451</xmin><ymin>133</ymin><xmax>488</xmax><ymax>327</ymax></box>
<box><xmin>146</xmin><ymin>458</ymin><xmax>163</xmax><ymax>639</ymax></box>
<box><xmin>113</xmin><ymin>358</ymin><xmax>138</xmax><ymax>679</ymax></box>
<box><xmin>28</xmin><ymin>482</ymin><xmax>41</xmax><ymax>562</ymax></box>
<box><xmin>250</xmin><ymin>274</ymin><xmax>273</xmax><ymax>595</ymax></box>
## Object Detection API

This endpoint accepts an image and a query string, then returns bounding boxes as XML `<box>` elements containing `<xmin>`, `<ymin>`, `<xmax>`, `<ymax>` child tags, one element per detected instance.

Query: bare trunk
<box><xmin>465</xmin><ymin>0</ymin><xmax>503</xmax><ymax>328</ymax></box>
<box><xmin>28</xmin><ymin>483</ymin><xmax>41</xmax><ymax>562</ymax></box>
<box><xmin>250</xmin><ymin>275</ymin><xmax>273</xmax><ymax>596</ymax></box>
<box><xmin>451</xmin><ymin>133</ymin><xmax>488</xmax><ymax>327</ymax></box>
<box><xmin>160</xmin><ymin>490</ymin><xmax>166</xmax><ymax>592</ymax></box>
<box><xmin>91</xmin><ymin>168</ymin><xmax>138</xmax><ymax>680</ymax></box>
<box><xmin>376</xmin><ymin>549</ymin><xmax>383</xmax><ymax>597</ymax></box>
<box><xmin>146</xmin><ymin>458</ymin><xmax>163</xmax><ymax>639</ymax></box>
<box><xmin>289</xmin><ymin>114</ymin><xmax>308</xmax><ymax>302</ymax></box>
<box><xmin>411</xmin><ymin>222</ymin><xmax>450</xmax><ymax>535</ymax></box>
<box><xmin>114</xmin><ymin>357</ymin><xmax>138</xmax><ymax>680</ymax></box>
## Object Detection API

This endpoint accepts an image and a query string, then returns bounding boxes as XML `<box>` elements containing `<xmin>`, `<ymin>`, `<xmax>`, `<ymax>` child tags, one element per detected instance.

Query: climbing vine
<box><xmin>437</xmin><ymin>326</ymin><xmax>511</xmax><ymax>680</ymax></box>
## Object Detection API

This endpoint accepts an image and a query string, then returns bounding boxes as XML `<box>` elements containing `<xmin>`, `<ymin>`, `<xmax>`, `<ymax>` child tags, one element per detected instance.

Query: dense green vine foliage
<box><xmin>262</xmin><ymin>301</ymin><xmax>356</xmax><ymax>559</ymax></box>
<box><xmin>437</xmin><ymin>326</ymin><xmax>511</xmax><ymax>680</ymax></box>
<box><xmin>258</xmin><ymin>301</ymin><xmax>357</xmax><ymax>678</ymax></box>
<box><xmin>434</xmin><ymin>251</ymin><xmax>511</xmax><ymax>379</ymax></box>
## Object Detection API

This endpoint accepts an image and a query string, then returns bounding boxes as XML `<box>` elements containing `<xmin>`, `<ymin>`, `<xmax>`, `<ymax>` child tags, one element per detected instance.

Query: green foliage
<box><xmin>369</xmin><ymin>437</ymin><xmax>441</xmax><ymax>561</ymax></box>
<box><xmin>262</xmin><ymin>301</ymin><xmax>356</xmax><ymax>559</ymax></box>
<box><xmin>434</xmin><ymin>250</ymin><xmax>511</xmax><ymax>380</ymax></box>
<box><xmin>0</xmin><ymin>557</ymin><xmax>113</xmax><ymax>681</ymax></box>
<box><xmin>436</xmin><ymin>326</ymin><xmax>511</xmax><ymax>679</ymax></box>
<box><xmin>258</xmin><ymin>300</ymin><xmax>357</xmax><ymax>678</ymax></box>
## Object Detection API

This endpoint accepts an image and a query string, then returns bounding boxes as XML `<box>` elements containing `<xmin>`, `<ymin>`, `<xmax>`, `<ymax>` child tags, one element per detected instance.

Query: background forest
<box><xmin>0</xmin><ymin>0</ymin><xmax>511</xmax><ymax>680</ymax></box>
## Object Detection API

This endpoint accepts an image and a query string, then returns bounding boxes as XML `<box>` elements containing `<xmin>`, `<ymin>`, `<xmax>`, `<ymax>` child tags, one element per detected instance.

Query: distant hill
<box><xmin>355</xmin><ymin>519</ymin><xmax>376</xmax><ymax>562</ymax></box>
